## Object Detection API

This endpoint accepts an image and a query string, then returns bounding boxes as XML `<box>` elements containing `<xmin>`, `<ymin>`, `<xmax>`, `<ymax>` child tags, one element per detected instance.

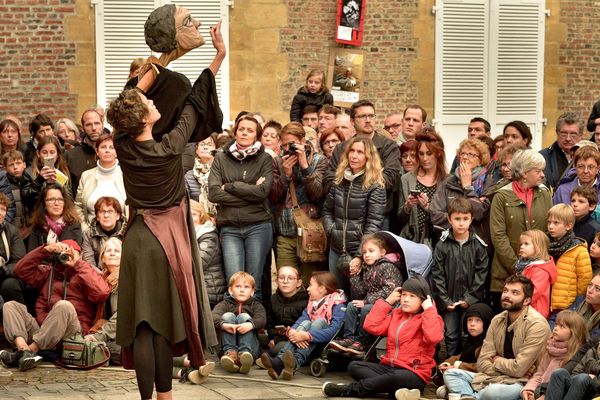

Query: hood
<box><xmin>464</xmin><ymin>303</ymin><xmax>494</xmax><ymax>333</ymax></box>
<box><xmin>525</xmin><ymin>258</ymin><xmax>558</xmax><ymax>284</ymax></box>
<box><xmin>375</xmin><ymin>231</ymin><xmax>432</xmax><ymax>278</ymax></box>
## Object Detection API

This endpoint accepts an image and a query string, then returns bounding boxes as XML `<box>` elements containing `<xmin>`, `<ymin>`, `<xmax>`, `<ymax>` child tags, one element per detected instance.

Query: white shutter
<box><xmin>434</xmin><ymin>0</ymin><xmax>545</xmax><ymax>162</ymax></box>
<box><xmin>93</xmin><ymin>0</ymin><xmax>230</xmax><ymax>126</ymax></box>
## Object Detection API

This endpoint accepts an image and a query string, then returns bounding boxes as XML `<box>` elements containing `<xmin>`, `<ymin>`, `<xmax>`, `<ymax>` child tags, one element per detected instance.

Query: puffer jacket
<box><xmin>289</xmin><ymin>87</ymin><xmax>334</xmax><ymax>122</ymax></box>
<box><xmin>432</xmin><ymin>228</ymin><xmax>488</xmax><ymax>309</ymax></box>
<box><xmin>489</xmin><ymin>182</ymin><xmax>552</xmax><ymax>292</ymax></box>
<box><xmin>267</xmin><ymin>288</ymin><xmax>309</xmax><ymax>340</ymax></box>
<box><xmin>81</xmin><ymin>218</ymin><xmax>127</xmax><ymax>269</ymax></box>
<box><xmin>211</xmin><ymin>293</ymin><xmax>267</xmax><ymax>330</ymax></box>
<box><xmin>551</xmin><ymin>240</ymin><xmax>592</xmax><ymax>310</ymax></box>
<box><xmin>196</xmin><ymin>223</ymin><xmax>226</xmax><ymax>307</ymax></box>
<box><xmin>364</xmin><ymin>299</ymin><xmax>444</xmax><ymax>383</ymax></box>
<box><xmin>207</xmin><ymin>141</ymin><xmax>273</xmax><ymax>228</ymax></box>
<box><xmin>349</xmin><ymin>257</ymin><xmax>405</xmax><ymax>305</ymax></box>
<box><xmin>322</xmin><ymin>172</ymin><xmax>386</xmax><ymax>256</ymax></box>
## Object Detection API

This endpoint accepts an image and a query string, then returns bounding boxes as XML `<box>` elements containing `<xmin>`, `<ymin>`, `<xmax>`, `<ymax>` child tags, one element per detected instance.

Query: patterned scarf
<box><xmin>308</xmin><ymin>290</ymin><xmax>346</xmax><ymax>324</ymax></box>
<box><xmin>44</xmin><ymin>215</ymin><xmax>66</xmax><ymax>244</ymax></box>
<box><xmin>515</xmin><ymin>257</ymin><xmax>535</xmax><ymax>274</ymax></box>
<box><xmin>228</xmin><ymin>140</ymin><xmax>262</xmax><ymax>161</ymax></box>
<box><xmin>549</xmin><ymin>230</ymin><xmax>575</xmax><ymax>260</ymax></box>
<box><xmin>455</xmin><ymin>165</ymin><xmax>488</xmax><ymax>196</ymax></box>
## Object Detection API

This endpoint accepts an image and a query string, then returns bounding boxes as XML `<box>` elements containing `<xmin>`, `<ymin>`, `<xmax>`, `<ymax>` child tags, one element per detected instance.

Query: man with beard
<box><xmin>443</xmin><ymin>275</ymin><xmax>550</xmax><ymax>400</ymax></box>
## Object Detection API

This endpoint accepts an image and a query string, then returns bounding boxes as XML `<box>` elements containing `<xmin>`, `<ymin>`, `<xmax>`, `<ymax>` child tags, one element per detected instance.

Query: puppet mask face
<box><xmin>175</xmin><ymin>6</ymin><xmax>205</xmax><ymax>50</ymax></box>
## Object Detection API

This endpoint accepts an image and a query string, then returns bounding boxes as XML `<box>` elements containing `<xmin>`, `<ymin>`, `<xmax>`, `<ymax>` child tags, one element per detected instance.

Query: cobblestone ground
<box><xmin>0</xmin><ymin>362</ymin><xmax>439</xmax><ymax>400</ymax></box>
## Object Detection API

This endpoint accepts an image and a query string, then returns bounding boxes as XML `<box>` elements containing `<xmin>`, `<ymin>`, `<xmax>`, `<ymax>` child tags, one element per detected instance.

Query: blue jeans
<box><xmin>328</xmin><ymin>249</ymin><xmax>350</xmax><ymax>297</ymax></box>
<box><xmin>478</xmin><ymin>383</ymin><xmax>523</xmax><ymax>400</ymax></box>
<box><xmin>278</xmin><ymin>318</ymin><xmax>328</xmax><ymax>368</ymax></box>
<box><xmin>545</xmin><ymin>368</ymin><xmax>596</xmax><ymax>400</ymax></box>
<box><xmin>343</xmin><ymin>302</ymin><xmax>374</xmax><ymax>342</ymax></box>
<box><xmin>444</xmin><ymin>368</ymin><xmax>477</xmax><ymax>398</ymax></box>
<box><xmin>221</xmin><ymin>312</ymin><xmax>260</xmax><ymax>359</ymax></box>
<box><xmin>442</xmin><ymin>307</ymin><xmax>466</xmax><ymax>356</ymax></box>
<box><xmin>221</xmin><ymin>222</ymin><xmax>273</xmax><ymax>302</ymax></box>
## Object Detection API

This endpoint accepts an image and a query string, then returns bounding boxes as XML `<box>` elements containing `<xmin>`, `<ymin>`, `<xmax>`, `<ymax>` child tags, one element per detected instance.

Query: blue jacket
<box><xmin>293</xmin><ymin>302</ymin><xmax>345</xmax><ymax>344</ymax></box>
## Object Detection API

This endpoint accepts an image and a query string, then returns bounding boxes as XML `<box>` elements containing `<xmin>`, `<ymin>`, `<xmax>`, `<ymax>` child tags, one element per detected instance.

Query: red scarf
<box><xmin>512</xmin><ymin>180</ymin><xmax>534</xmax><ymax>218</ymax></box>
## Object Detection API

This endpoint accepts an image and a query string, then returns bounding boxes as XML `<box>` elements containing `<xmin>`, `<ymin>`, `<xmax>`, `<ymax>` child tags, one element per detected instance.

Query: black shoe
<box><xmin>18</xmin><ymin>350</ymin><xmax>43</xmax><ymax>371</ymax></box>
<box><xmin>0</xmin><ymin>349</ymin><xmax>21</xmax><ymax>368</ymax></box>
<box><xmin>260</xmin><ymin>353</ymin><xmax>283</xmax><ymax>380</ymax></box>
<box><xmin>322</xmin><ymin>382</ymin><xmax>350</xmax><ymax>397</ymax></box>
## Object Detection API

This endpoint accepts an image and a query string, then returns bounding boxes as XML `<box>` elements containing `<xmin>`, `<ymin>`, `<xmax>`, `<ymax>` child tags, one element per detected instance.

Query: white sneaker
<box><xmin>394</xmin><ymin>388</ymin><xmax>420</xmax><ymax>400</ymax></box>
<box><xmin>436</xmin><ymin>385</ymin><xmax>448</xmax><ymax>398</ymax></box>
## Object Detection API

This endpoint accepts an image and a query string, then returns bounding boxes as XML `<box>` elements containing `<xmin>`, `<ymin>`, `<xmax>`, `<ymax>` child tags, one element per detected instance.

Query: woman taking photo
<box><xmin>208</xmin><ymin>115</ymin><xmax>273</xmax><ymax>302</ymax></box>
<box><xmin>81</xmin><ymin>196</ymin><xmax>127</xmax><ymax>270</ymax></box>
<box><xmin>27</xmin><ymin>183</ymin><xmax>82</xmax><ymax>251</ymax></box>
<box><xmin>398</xmin><ymin>132</ymin><xmax>448</xmax><ymax>248</ymax></box>
<box><xmin>75</xmin><ymin>133</ymin><xmax>126</xmax><ymax>231</ymax></box>
<box><xmin>322</xmin><ymin>136</ymin><xmax>386</xmax><ymax>295</ymax></box>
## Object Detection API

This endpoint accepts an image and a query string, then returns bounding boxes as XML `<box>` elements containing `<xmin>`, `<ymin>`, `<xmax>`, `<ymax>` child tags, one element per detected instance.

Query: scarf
<box><xmin>512</xmin><ymin>180</ymin><xmax>534</xmax><ymax>217</ymax></box>
<box><xmin>308</xmin><ymin>290</ymin><xmax>346</xmax><ymax>324</ymax></box>
<box><xmin>549</xmin><ymin>230</ymin><xmax>575</xmax><ymax>260</ymax></box>
<box><xmin>546</xmin><ymin>337</ymin><xmax>568</xmax><ymax>358</ymax></box>
<box><xmin>44</xmin><ymin>215</ymin><xmax>66</xmax><ymax>244</ymax></box>
<box><xmin>229</xmin><ymin>140</ymin><xmax>262</xmax><ymax>161</ymax></box>
<box><xmin>455</xmin><ymin>165</ymin><xmax>488</xmax><ymax>196</ymax></box>
<box><xmin>515</xmin><ymin>257</ymin><xmax>536</xmax><ymax>274</ymax></box>
<box><xmin>192</xmin><ymin>158</ymin><xmax>217</xmax><ymax>215</ymax></box>
<box><xmin>343</xmin><ymin>168</ymin><xmax>365</xmax><ymax>182</ymax></box>
<box><xmin>103</xmin><ymin>266</ymin><xmax>119</xmax><ymax>294</ymax></box>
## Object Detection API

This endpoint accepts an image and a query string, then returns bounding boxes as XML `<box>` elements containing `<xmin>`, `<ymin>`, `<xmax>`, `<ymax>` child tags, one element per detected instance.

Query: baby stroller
<box><xmin>309</xmin><ymin>231</ymin><xmax>433</xmax><ymax>376</ymax></box>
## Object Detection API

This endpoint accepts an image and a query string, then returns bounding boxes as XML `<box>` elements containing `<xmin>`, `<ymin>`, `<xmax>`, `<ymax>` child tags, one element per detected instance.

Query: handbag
<box><xmin>289</xmin><ymin>180</ymin><xmax>327</xmax><ymax>263</ymax></box>
<box><xmin>56</xmin><ymin>332</ymin><xmax>110</xmax><ymax>370</ymax></box>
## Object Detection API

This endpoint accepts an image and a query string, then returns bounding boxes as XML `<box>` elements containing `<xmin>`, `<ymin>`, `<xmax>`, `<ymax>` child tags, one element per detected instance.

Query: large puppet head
<box><xmin>144</xmin><ymin>4</ymin><xmax>205</xmax><ymax>53</ymax></box>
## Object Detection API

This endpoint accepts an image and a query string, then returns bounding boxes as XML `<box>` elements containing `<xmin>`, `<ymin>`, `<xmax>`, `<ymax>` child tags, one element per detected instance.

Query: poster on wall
<box><xmin>336</xmin><ymin>0</ymin><xmax>366</xmax><ymax>46</ymax></box>
<box><xmin>327</xmin><ymin>48</ymin><xmax>365</xmax><ymax>108</ymax></box>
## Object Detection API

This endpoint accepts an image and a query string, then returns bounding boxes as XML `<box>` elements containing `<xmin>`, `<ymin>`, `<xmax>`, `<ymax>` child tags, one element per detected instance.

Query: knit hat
<box><xmin>61</xmin><ymin>239</ymin><xmax>81</xmax><ymax>252</ymax></box>
<box><xmin>401</xmin><ymin>274</ymin><xmax>431</xmax><ymax>300</ymax></box>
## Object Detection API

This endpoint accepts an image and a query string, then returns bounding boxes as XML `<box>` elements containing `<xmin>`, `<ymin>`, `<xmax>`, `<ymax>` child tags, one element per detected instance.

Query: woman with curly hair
<box><xmin>322</xmin><ymin>136</ymin><xmax>386</xmax><ymax>295</ymax></box>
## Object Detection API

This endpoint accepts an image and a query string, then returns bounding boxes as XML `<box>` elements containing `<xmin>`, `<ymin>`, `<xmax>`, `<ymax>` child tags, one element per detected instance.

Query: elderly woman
<box><xmin>503</xmin><ymin>120</ymin><xmax>532</xmax><ymax>148</ymax></box>
<box><xmin>260</xmin><ymin>120</ymin><xmax>282</xmax><ymax>158</ymax></box>
<box><xmin>81</xmin><ymin>197</ymin><xmax>127</xmax><ymax>270</ymax></box>
<box><xmin>483</xmin><ymin>145</ymin><xmax>526</xmax><ymax>200</ymax></box>
<box><xmin>55</xmin><ymin>118</ymin><xmax>80</xmax><ymax>150</ymax></box>
<box><xmin>75</xmin><ymin>134</ymin><xmax>126</xmax><ymax>231</ymax></box>
<box><xmin>399</xmin><ymin>139</ymin><xmax>418</xmax><ymax>174</ymax></box>
<box><xmin>398</xmin><ymin>132</ymin><xmax>448</xmax><ymax>248</ymax></box>
<box><xmin>208</xmin><ymin>115</ymin><xmax>273</xmax><ymax>302</ymax></box>
<box><xmin>553</xmin><ymin>146</ymin><xmax>600</xmax><ymax>205</ymax></box>
<box><xmin>184</xmin><ymin>133</ymin><xmax>218</xmax><ymax>217</ymax></box>
<box><xmin>489</xmin><ymin>149</ymin><xmax>552</xmax><ymax>305</ymax></box>
<box><xmin>430</xmin><ymin>138</ymin><xmax>491</xmax><ymax>234</ymax></box>
<box><xmin>319</xmin><ymin>130</ymin><xmax>344</xmax><ymax>159</ymax></box>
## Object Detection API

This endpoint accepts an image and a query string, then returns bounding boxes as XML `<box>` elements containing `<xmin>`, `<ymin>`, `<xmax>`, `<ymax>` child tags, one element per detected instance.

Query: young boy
<box><xmin>211</xmin><ymin>272</ymin><xmax>266</xmax><ymax>374</ymax></box>
<box><xmin>432</xmin><ymin>198</ymin><xmax>488</xmax><ymax>356</ymax></box>
<box><xmin>547</xmin><ymin>204</ymin><xmax>592</xmax><ymax>323</ymax></box>
<box><xmin>570</xmin><ymin>185</ymin><xmax>600</xmax><ymax>249</ymax></box>
<box><xmin>2</xmin><ymin>150</ymin><xmax>27</xmax><ymax>235</ymax></box>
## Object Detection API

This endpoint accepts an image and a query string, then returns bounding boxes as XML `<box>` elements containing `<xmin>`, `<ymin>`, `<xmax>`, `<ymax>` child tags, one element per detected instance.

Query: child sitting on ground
<box><xmin>520</xmin><ymin>310</ymin><xmax>587</xmax><ymax>400</ymax></box>
<box><xmin>289</xmin><ymin>69</ymin><xmax>334</xmax><ymax>123</ymax></box>
<box><xmin>547</xmin><ymin>204</ymin><xmax>592</xmax><ymax>325</ymax></box>
<box><xmin>322</xmin><ymin>275</ymin><xmax>444</xmax><ymax>399</ymax></box>
<box><xmin>437</xmin><ymin>303</ymin><xmax>494</xmax><ymax>399</ymax></box>
<box><xmin>571</xmin><ymin>185</ymin><xmax>600</xmax><ymax>250</ymax></box>
<box><xmin>260</xmin><ymin>271</ymin><xmax>346</xmax><ymax>381</ymax></box>
<box><xmin>432</xmin><ymin>198</ymin><xmax>489</xmax><ymax>357</ymax></box>
<box><xmin>516</xmin><ymin>229</ymin><xmax>557</xmax><ymax>318</ymax></box>
<box><xmin>264</xmin><ymin>266</ymin><xmax>309</xmax><ymax>357</ymax></box>
<box><xmin>329</xmin><ymin>232</ymin><xmax>405</xmax><ymax>356</ymax></box>
<box><xmin>212</xmin><ymin>272</ymin><xmax>266</xmax><ymax>374</ymax></box>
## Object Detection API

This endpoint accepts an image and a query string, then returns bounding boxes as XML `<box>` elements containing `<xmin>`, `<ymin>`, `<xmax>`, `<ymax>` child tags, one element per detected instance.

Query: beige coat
<box><xmin>472</xmin><ymin>305</ymin><xmax>550</xmax><ymax>391</ymax></box>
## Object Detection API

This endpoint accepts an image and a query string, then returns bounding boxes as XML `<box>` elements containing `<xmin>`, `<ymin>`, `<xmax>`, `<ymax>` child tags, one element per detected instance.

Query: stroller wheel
<box><xmin>310</xmin><ymin>359</ymin><xmax>327</xmax><ymax>377</ymax></box>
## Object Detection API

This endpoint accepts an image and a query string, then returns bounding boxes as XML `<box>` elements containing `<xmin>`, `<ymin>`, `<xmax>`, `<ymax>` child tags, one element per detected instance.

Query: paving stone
<box><xmin>212</xmin><ymin>387</ymin><xmax>291</xmax><ymax>399</ymax></box>
<box><xmin>35</xmin><ymin>383</ymin><xmax>72</xmax><ymax>391</ymax></box>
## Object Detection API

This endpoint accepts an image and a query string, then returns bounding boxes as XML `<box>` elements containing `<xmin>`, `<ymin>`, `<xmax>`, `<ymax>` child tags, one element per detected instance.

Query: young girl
<box><xmin>322</xmin><ymin>275</ymin><xmax>444</xmax><ymax>399</ymax></box>
<box><xmin>264</xmin><ymin>266</ymin><xmax>309</xmax><ymax>357</ymax></box>
<box><xmin>516</xmin><ymin>229</ymin><xmax>557</xmax><ymax>318</ymax></box>
<box><xmin>329</xmin><ymin>233</ymin><xmax>405</xmax><ymax>355</ymax></box>
<box><xmin>260</xmin><ymin>271</ymin><xmax>345</xmax><ymax>381</ymax></box>
<box><xmin>590</xmin><ymin>232</ymin><xmax>600</xmax><ymax>274</ymax></box>
<box><xmin>289</xmin><ymin>69</ymin><xmax>334</xmax><ymax>123</ymax></box>
<box><xmin>520</xmin><ymin>310</ymin><xmax>587</xmax><ymax>400</ymax></box>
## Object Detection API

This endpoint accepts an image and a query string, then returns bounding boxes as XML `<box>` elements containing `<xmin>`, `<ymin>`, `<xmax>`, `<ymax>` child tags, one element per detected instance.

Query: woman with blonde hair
<box><xmin>322</xmin><ymin>136</ymin><xmax>386</xmax><ymax>295</ymax></box>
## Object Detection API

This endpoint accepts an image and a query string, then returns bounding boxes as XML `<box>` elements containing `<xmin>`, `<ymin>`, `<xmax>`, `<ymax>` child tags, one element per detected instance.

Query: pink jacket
<box><xmin>522</xmin><ymin>258</ymin><xmax>557</xmax><ymax>318</ymax></box>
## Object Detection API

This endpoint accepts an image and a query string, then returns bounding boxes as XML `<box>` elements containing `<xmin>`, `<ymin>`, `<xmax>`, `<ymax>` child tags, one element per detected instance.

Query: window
<box><xmin>434</xmin><ymin>0</ymin><xmax>545</xmax><ymax>155</ymax></box>
<box><xmin>93</xmin><ymin>0</ymin><xmax>230</xmax><ymax>125</ymax></box>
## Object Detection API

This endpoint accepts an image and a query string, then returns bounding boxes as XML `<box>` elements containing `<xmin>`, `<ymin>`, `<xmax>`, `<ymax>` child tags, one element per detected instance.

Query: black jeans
<box><xmin>545</xmin><ymin>368</ymin><xmax>596</xmax><ymax>400</ymax></box>
<box><xmin>347</xmin><ymin>361</ymin><xmax>424</xmax><ymax>398</ymax></box>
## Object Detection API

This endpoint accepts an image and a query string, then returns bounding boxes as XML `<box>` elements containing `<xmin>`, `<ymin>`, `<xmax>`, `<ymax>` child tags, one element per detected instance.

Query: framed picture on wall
<box><xmin>327</xmin><ymin>48</ymin><xmax>365</xmax><ymax>108</ymax></box>
<box><xmin>336</xmin><ymin>0</ymin><xmax>366</xmax><ymax>46</ymax></box>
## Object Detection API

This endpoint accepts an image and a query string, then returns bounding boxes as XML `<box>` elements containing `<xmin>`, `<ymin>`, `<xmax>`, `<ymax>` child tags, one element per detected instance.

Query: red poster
<box><xmin>336</xmin><ymin>0</ymin><xmax>366</xmax><ymax>46</ymax></box>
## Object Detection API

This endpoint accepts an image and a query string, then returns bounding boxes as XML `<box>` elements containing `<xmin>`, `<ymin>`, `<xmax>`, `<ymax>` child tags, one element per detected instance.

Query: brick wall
<box><xmin>0</xmin><ymin>0</ymin><xmax>78</xmax><ymax>133</ymax></box>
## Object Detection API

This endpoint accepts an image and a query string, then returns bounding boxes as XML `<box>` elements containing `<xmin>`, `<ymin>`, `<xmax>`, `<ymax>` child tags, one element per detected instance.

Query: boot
<box><xmin>260</xmin><ymin>353</ymin><xmax>283</xmax><ymax>380</ymax></box>
<box><xmin>220</xmin><ymin>350</ymin><xmax>240</xmax><ymax>373</ymax></box>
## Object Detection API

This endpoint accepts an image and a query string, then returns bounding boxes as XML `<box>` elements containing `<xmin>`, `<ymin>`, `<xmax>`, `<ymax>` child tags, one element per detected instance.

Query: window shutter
<box><xmin>94</xmin><ymin>0</ymin><xmax>229</xmax><ymax>126</ymax></box>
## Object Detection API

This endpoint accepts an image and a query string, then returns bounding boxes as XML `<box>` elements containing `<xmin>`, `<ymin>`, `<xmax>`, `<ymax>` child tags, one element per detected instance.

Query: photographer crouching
<box><xmin>0</xmin><ymin>240</ymin><xmax>110</xmax><ymax>371</ymax></box>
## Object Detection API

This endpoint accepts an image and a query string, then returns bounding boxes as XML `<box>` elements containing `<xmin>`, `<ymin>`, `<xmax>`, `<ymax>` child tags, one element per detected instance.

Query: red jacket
<box><xmin>14</xmin><ymin>245</ymin><xmax>111</xmax><ymax>334</ymax></box>
<box><xmin>364</xmin><ymin>299</ymin><xmax>444</xmax><ymax>383</ymax></box>
<box><xmin>522</xmin><ymin>258</ymin><xmax>557</xmax><ymax>318</ymax></box>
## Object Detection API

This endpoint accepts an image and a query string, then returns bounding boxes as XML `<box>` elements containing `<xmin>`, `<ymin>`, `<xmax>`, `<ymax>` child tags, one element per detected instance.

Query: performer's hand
<box><xmin>236</xmin><ymin>322</ymin><xmax>254</xmax><ymax>334</ymax></box>
<box><xmin>210</xmin><ymin>20</ymin><xmax>226</xmax><ymax>55</ymax></box>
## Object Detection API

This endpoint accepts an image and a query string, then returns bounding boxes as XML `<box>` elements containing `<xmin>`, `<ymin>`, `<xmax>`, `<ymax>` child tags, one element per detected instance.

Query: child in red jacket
<box><xmin>322</xmin><ymin>275</ymin><xmax>444</xmax><ymax>399</ymax></box>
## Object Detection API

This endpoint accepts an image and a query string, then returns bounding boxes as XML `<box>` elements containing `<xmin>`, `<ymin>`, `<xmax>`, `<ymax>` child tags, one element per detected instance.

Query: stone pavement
<box><xmin>0</xmin><ymin>361</ymin><xmax>440</xmax><ymax>400</ymax></box>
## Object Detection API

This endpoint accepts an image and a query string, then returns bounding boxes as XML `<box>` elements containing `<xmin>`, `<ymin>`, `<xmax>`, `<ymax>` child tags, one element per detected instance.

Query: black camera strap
<box><xmin>47</xmin><ymin>266</ymin><xmax>68</xmax><ymax>308</ymax></box>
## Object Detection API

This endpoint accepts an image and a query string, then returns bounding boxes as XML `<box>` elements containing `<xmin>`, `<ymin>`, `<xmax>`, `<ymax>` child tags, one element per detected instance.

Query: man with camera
<box><xmin>0</xmin><ymin>240</ymin><xmax>110</xmax><ymax>371</ymax></box>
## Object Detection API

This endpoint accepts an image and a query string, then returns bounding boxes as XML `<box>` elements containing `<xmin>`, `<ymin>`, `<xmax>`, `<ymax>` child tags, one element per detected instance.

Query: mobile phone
<box><xmin>275</xmin><ymin>325</ymin><xmax>285</xmax><ymax>330</ymax></box>
<box><xmin>43</xmin><ymin>157</ymin><xmax>55</xmax><ymax>168</ymax></box>
<box><xmin>410</xmin><ymin>190</ymin><xmax>421</xmax><ymax>197</ymax></box>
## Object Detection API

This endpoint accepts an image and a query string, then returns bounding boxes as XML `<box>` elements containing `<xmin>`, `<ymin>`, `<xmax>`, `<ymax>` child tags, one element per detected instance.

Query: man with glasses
<box><xmin>540</xmin><ymin>112</ymin><xmax>585</xmax><ymax>190</ymax></box>
<box><xmin>383</xmin><ymin>112</ymin><xmax>403</xmax><ymax>143</ymax></box>
<box><xmin>324</xmin><ymin>100</ymin><xmax>401</xmax><ymax>230</ymax></box>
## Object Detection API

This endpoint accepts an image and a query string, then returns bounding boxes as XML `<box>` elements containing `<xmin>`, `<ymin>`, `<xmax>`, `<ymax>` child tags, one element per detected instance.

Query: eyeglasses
<box><xmin>355</xmin><ymin>114</ymin><xmax>376</xmax><ymax>121</ymax></box>
<box><xmin>322</xmin><ymin>139</ymin><xmax>340</xmax><ymax>146</ymax></box>
<box><xmin>588</xmin><ymin>283</ymin><xmax>600</xmax><ymax>293</ymax></box>
<box><xmin>576</xmin><ymin>164</ymin><xmax>599</xmax><ymax>171</ymax></box>
<box><xmin>99</xmin><ymin>210</ymin><xmax>116</xmax><ymax>216</ymax></box>
<box><xmin>384</xmin><ymin>123</ymin><xmax>402</xmax><ymax>131</ymax></box>
<box><xmin>45</xmin><ymin>197</ymin><xmax>64</xmax><ymax>204</ymax></box>
<box><xmin>277</xmin><ymin>276</ymin><xmax>298</xmax><ymax>282</ymax></box>
<box><xmin>459</xmin><ymin>152</ymin><xmax>480</xmax><ymax>159</ymax></box>
<box><xmin>401</xmin><ymin>153</ymin><xmax>416</xmax><ymax>160</ymax></box>
<box><xmin>558</xmin><ymin>131</ymin><xmax>582</xmax><ymax>139</ymax></box>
